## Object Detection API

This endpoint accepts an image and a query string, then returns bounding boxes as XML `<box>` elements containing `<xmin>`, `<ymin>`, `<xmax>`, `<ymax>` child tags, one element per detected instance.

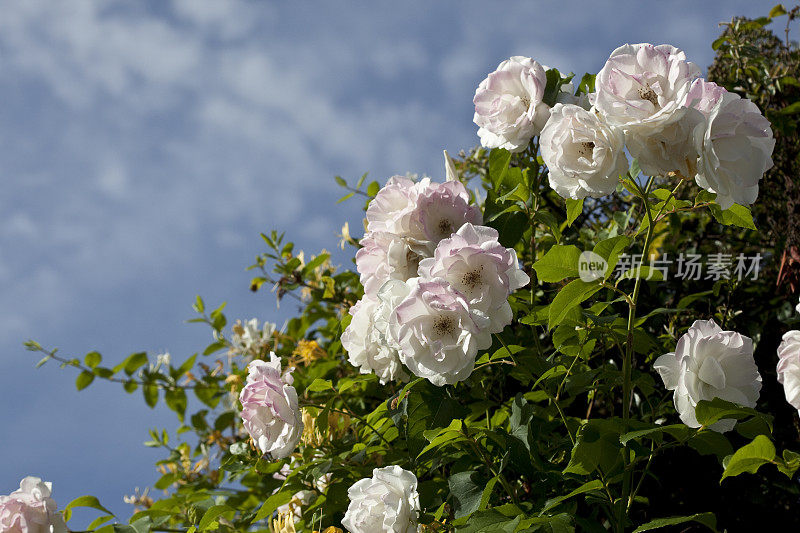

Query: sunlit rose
<box><xmin>474</xmin><ymin>56</ymin><xmax>550</xmax><ymax>152</ymax></box>
<box><xmin>540</xmin><ymin>103</ymin><xmax>628</xmax><ymax>199</ymax></box>
<box><xmin>342</xmin><ymin>466</ymin><xmax>420</xmax><ymax>533</ymax></box>
<box><xmin>654</xmin><ymin>319</ymin><xmax>761</xmax><ymax>432</ymax></box>
<box><xmin>777</xmin><ymin>330</ymin><xmax>800</xmax><ymax>414</ymax></box>
<box><xmin>239</xmin><ymin>354</ymin><xmax>303</xmax><ymax>459</ymax></box>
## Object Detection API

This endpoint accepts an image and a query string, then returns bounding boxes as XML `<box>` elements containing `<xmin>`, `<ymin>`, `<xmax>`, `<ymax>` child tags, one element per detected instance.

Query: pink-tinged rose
<box><xmin>694</xmin><ymin>90</ymin><xmax>775</xmax><ymax>209</ymax></box>
<box><xmin>413</xmin><ymin>180</ymin><xmax>482</xmax><ymax>250</ymax></box>
<box><xmin>777</xmin><ymin>330</ymin><xmax>800</xmax><ymax>414</ymax></box>
<box><xmin>341</xmin><ymin>293</ymin><xmax>408</xmax><ymax>385</ymax></box>
<box><xmin>0</xmin><ymin>477</ymin><xmax>67</xmax><ymax>533</ymax></box>
<box><xmin>473</xmin><ymin>56</ymin><xmax>550</xmax><ymax>152</ymax></box>
<box><xmin>684</xmin><ymin>79</ymin><xmax>727</xmax><ymax>117</ymax></box>
<box><xmin>355</xmin><ymin>232</ymin><xmax>422</xmax><ymax>297</ymax></box>
<box><xmin>365</xmin><ymin>176</ymin><xmax>423</xmax><ymax>236</ymax></box>
<box><xmin>342</xmin><ymin>466</ymin><xmax>420</xmax><ymax>533</ymax></box>
<box><xmin>540</xmin><ymin>103</ymin><xmax>628</xmax><ymax>199</ymax></box>
<box><xmin>239</xmin><ymin>354</ymin><xmax>303</xmax><ymax>459</ymax></box>
<box><xmin>654</xmin><ymin>319</ymin><xmax>761</xmax><ymax>432</ymax></box>
<box><xmin>389</xmin><ymin>278</ymin><xmax>491</xmax><ymax>386</ymax></box>
<box><xmin>594</xmin><ymin>43</ymin><xmax>700</xmax><ymax>132</ymax></box>
<box><xmin>418</xmin><ymin>223</ymin><xmax>529</xmax><ymax>332</ymax></box>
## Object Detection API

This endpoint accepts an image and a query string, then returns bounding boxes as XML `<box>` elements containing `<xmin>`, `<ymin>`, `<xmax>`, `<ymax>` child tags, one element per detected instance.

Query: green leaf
<box><xmin>777</xmin><ymin>101</ymin><xmax>800</xmax><ymax>115</ymax></box>
<box><xmin>62</xmin><ymin>495</ymin><xmax>113</xmax><ymax>522</ymax></box>
<box><xmin>84</xmin><ymin>351</ymin><xmax>102</xmax><ymax>369</ymax></box>
<box><xmin>542</xmin><ymin>68</ymin><xmax>564</xmax><ymax>107</ymax></box>
<box><xmin>564</xmin><ymin>419</ymin><xmax>623</xmax><ymax>475</ymax></box>
<box><xmin>336</xmin><ymin>192</ymin><xmax>354</xmax><ymax>203</ymax></box>
<box><xmin>593</xmin><ymin>236</ymin><xmax>631</xmax><ymax>276</ymax></box>
<box><xmin>565</xmin><ymin>198</ymin><xmax>583</xmax><ymax>227</ymax></box>
<box><xmin>306</xmin><ymin>378</ymin><xmax>334</xmax><ymax>392</ymax></box>
<box><xmin>121</xmin><ymin>352</ymin><xmax>148</xmax><ymax>375</ymax></box>
<box><xmin>165</xmin><ymin>389</ymin><xmax>187</xmax><ymax>421</ymax></box>
<box><xmin>708</xmin><ymin>203</ymin><xmax>757</xmax><ymax>230</ymax></box>
<box><xmin>303</xmin><ymin>253</ymin><xmax>330</xmax><ymax>273</ymax></box>
<box><xmin>193</xmin><ymin>295</ymin><xmax>205</xmax><ymax>313</ymax></box>
<box><xmin>449</xmin><ymin>470</ymin><xmax>485</xmax><ymax>518</ymax></box>
<box><xmin>488</xmin><ymin>148</ymin><xmax>512</xmax><ymax>189</ymax></box>
<box><xmin>76</xmin><ymin>371</ymin><xmax>95</xmax><ymax>391</ymax></box>
<box><xmin>488</xmin><ymin>211</ymin><xmax>527</xmax><ymax>248</ymax></box>
<box><xmin>198</xmin><ymin>505</ymin><xmax>234</xmax><ymax>531</ymax></box>
<box><xmin>721</xmin><ymin>435</ymin><xmax>776</xmax><ymax>481</ymax></box>
<box><xmin>334</xmin><ymin>175</ymin><xmax>347</xmax><ymax>187</ymax></box>
<box><xmin>548</xmin><ymin>279</ymin><xmax>602</xmax><ymax>330</ymax></box>
<box><xmin>632</xmin><ymin>512</ymin><xmax>717</xmax><ymax>532</ymax></box>
<box><xmin>367</xmin><ymin>181</ymin><xmax>380</xmax><ymax>197</ymax></box>
<box><xmin>770</xmin><ymin>4</ymin><xmax>789</xmax><ymax>18</ymax></box>
<box><xmin>534</xmin><ymin>245</ymin><xmax>582</xmax><ymax>283</ymax></box>
<box><xmin>253</xmin><ymin>491</ymin><xmax>293</xmax><ymax>523</ymax></box>
<box><xmin>143</xmin><ymin>384</ymin><xmax>159</xmax><ymax>408</ymax></box>
<box><xmin>694</xmin><ymin>398</ymin><xmax>770</xmax><ymax>431</ymax></box>
<box><xmin>541</xmin><ymin>479</ymin><xmax>604</xmax><ymax>512</ymax></box>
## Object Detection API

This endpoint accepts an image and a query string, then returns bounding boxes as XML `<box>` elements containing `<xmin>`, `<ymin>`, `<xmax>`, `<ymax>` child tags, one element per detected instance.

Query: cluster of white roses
<box><xmin>474</xmin><ymin>44</ymin><xmax>775</xmax><ymax>209</ymax></box>
<box><xmin>0</xmin><ymin>477</ymin><xmax>66</xmax><ymax>533</ymax></box>
<box><xmin>342</xmin><ymin>161</ymin><xmax>529</xmax><ymax>387</ymax></box>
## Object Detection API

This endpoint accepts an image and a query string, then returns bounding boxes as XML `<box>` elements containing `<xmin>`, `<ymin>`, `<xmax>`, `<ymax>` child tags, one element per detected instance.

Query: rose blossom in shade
<box><xmin>654</xmin><ymin>319</ymin><xmax>761</xmax><ymax>432</ymax></box>
<box><xmin>594</xmin><ymin>43</ymin><xmax>699</xmax><ymax>132</ymax></box>
<box><xmin>540</xmin><ymin>103</ymin><xmax>628</xmax><ymax>199</ymax></box>
<box><xmin>625</xmin><ymin>106</ymin><xmax>704</xmax><ymax>177</ymax></box>
<box><xmin>473</xmin><ymin>56</ymin><xmax>550</xmax><ymax>152</ymax></box>
<box><xmin>355</xmin><ymin>232</ymin><xmax>422</xmax><ymax>297</ymax></box>
<box><xmin>693</xmin><ymin>90</ymin><xmax>775</xmax><ymax>209</ymax></box>
<box><xmin>341</xmin><ymin>466</ymin><xmax>420</xmax><ymax>533</ymax></box>
<box><xmin>239</xmin><ymin>354</ymin><xmax>303</xmax><ymax>459</ymax></box>
<box><xmin>777</xmin><ymin>330</ymin><xmax>800</xmax><ymax>414</ymax></box>
<box><xmin>0</xmin><ymin>477</ymin><xmax>67</xmax><ymax>533</ymax></box>
<box><xmin>341</xmin><ymin>293</ymin><xmax>408</xmax><ymax>385</ymax></box>
<box><xmin>389</xmin><ymin>278</ymin><xmax>492</xmax><ymax>386</ymax></box>
<box><xmin>418</xmin><ymin>223</ymin><xmax>529</xmax><ymax>332</ymax></box>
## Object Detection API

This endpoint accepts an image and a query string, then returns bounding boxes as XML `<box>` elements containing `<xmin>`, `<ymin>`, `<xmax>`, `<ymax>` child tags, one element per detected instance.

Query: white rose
<box><xmin>777</xmin><ymin>330</ymin><xmax>800</xmax><ymax>414</ymax></box>
<box><xmin>654</xmin><ymin>319</ymin><xmax>762</xmax><ymax>432</ymax></box>
<box><xmin>418</xmin><ymin>223</ymin><xmax>529</xmax><ymax>333</ymax></box>
<box><xmin>341</xmin><ymin>292</ymin><xmax>408</xmax><ymax>385</ymax></box>
<box><xmin>389</xmin><ymin>277</ymin><xmax>492</xmax><ymax>386</ymax></box>
<box><xmin>473</xmin><ymin>56</ymin><xmax>550</xmax><ymax>153</ymax></box>
<box><xmin>355</xmin><ymin>232</ymin><xmax>422</xmax><ymax>297</ymax></box>
<box><xmin>694</xmin><ymin>90</ymin><xmax>775</xmax><ymax>209</ymax></box>
<box><xmin>594</xmin><ymin>43</ymin><xmax>699</xmax><ymax>132</ymax></box>
<box><xmin>0</xmin><ymin>477</ymin><xmax>67</xmax><ymax>533</ymax></box>
<box><xmin>342</xmin><ymin>466</ymin><xmax>420</xmax><ymax>533</ymax></box>
<box><xmin>540</xmin><ymin>103</ymin><xmax>628</xmax><ymax>199</ymax></box>
<box><xmin>625</xmin><ymin>106</ymin><xmax>704</xmax><ymax>178</ymax></box>
<box><xmin>238</xmin><ymin>354</ymin><xmax>303</xmax><ymax>459</ymax></box>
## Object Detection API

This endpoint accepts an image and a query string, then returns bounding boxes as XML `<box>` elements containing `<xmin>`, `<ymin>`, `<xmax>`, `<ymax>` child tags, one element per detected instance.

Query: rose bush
<box><xmin>21</xmin><ymin>6</ymin><xmax>800</xmax><ymax>533</ymax></box>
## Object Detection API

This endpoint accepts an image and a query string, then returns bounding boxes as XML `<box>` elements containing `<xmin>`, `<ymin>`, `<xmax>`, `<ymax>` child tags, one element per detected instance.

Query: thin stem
<box><xmin>303</xmin><ymin>401</ymin><xmax>392</xmax><ymax>448</ymax></box>
<box><xmin>616</xmin><ymin>175</ymin><xmax>657</xmax><ymax>533</ymax></box>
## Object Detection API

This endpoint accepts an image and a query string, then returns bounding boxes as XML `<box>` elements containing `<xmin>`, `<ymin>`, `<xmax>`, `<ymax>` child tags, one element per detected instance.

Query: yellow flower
<box><xmin>270</xmin><ymin>511</ymin><xmax>296</xmax><ymax>533</ymax></box>
<box><xmin>314</xmin><ymin>528</ymin><xmax>344</xmax><ymax>533</ymax></box>
<box><xmin>292</xmin><ymin>340</ymin><xmax>327</xmax><ymax>366</ymax></box>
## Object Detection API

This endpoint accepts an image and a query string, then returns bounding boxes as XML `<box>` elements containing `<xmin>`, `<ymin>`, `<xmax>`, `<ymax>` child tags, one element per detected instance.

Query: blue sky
<box><xmin>0</xmin><ymin>0</ymin><xmax>782</xmax><ymax>523</ymax></box>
